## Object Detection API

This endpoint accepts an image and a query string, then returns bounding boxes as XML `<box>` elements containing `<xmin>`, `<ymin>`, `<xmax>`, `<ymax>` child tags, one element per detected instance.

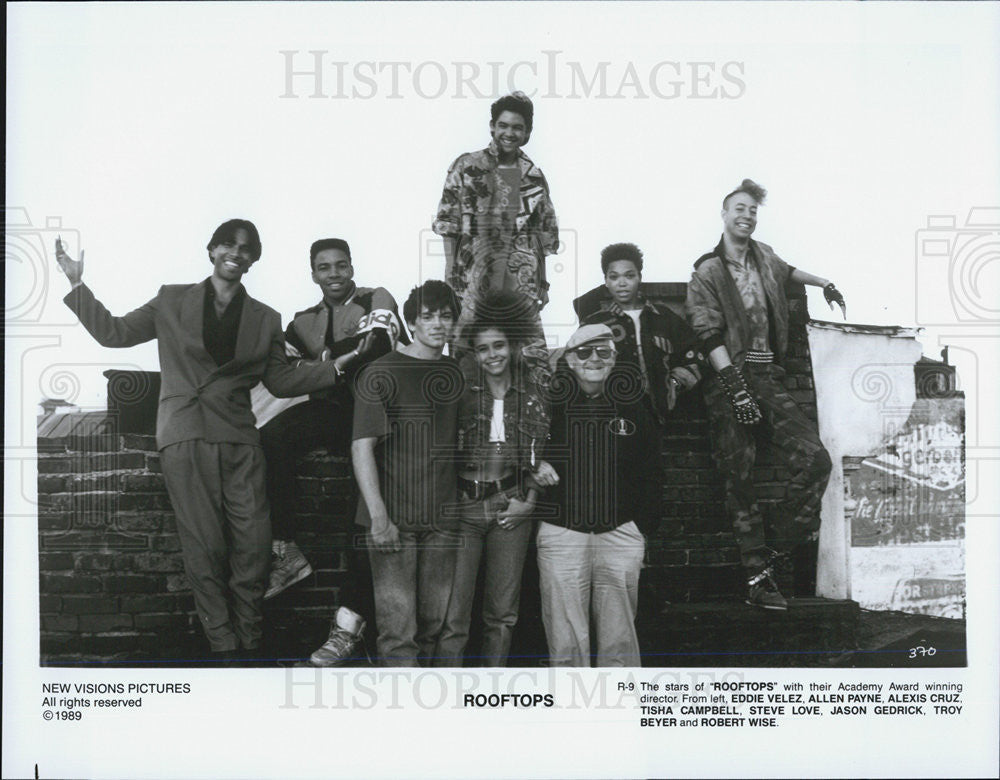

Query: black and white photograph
<box><xmin>5</xmin><ymin>2</ymin><xmax>999</xmax><ymax>778</ymax></box>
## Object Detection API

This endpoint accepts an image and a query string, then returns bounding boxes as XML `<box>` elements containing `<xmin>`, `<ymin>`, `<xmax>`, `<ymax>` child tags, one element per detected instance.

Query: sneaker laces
<box><xmin>322</xmin><ymin>626</ymin><xmax>371</xmax><ymax>664</ymax></box>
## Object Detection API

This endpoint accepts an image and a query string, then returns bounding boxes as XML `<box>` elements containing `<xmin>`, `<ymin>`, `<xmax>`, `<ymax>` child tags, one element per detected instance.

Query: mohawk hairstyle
<box><xmin>722</xmin><ymin>179</ymin><xmax>767</xmax><ymax>208</ymax></box>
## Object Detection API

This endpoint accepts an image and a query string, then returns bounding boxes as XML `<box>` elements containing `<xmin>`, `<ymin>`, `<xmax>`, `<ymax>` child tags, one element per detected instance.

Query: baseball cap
<box><xmin>566</xmin><ymin>323</ymin><xmax>614</xmax><ymax>350</ymax></box>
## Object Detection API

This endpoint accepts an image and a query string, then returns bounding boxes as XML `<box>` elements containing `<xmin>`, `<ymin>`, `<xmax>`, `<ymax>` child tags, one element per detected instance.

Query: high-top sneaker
<box><xmin>310</xmin><ymin>606</ymin><xmax>369</xmax><ymax>667</ymax></box>
<box><xmin>746</xmin><ymin>553</ymin><xmax>789</xmax><ymax>611</ymax></box>
<box><xmin>264</xmin><ymin>540</ymin><xmax>313</xmax><ymax>600</ymax></box>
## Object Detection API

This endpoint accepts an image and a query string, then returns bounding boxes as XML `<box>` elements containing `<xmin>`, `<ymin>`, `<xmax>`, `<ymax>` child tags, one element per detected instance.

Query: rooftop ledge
<box><xmin>807</xmin><ymin>320</ymin><xmax>921</xmax><ymax>339</ymax></box>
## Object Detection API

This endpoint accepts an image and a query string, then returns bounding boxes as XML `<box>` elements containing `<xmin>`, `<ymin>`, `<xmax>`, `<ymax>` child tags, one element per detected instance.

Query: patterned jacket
<box><xmin>684</xmin><ymin>237</ymin><xmax>794</xmax><ymax>368</ymax></box>
<box><xmin>432</xmin><ymin>141</ymin><xmax>559</xmax><ymax>304</ymax></box>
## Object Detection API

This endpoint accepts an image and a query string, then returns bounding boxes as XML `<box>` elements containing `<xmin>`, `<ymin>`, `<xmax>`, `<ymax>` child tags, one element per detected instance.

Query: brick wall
<box><xmin>37</xmin><ymin>282</ymin><xmax>818</xmax><ymax>664</ymax></box>
<box><xmin>37</xmin><ymin>434</ymin><xmax>201</xmax><ymax>661</ymax></box>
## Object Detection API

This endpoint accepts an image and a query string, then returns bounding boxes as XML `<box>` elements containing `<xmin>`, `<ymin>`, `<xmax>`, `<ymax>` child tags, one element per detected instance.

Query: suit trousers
<box><xmin>160</xmin><ymin>441</ymin><xmax>271</xmax><ymax>652</ymax></box>
<box><xmin>537</xmin><ymin>521</ymin><xmax>645</xmax><ymax>667</ymax></box>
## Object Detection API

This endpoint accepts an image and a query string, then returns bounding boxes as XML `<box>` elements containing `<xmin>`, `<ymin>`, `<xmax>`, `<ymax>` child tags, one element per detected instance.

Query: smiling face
<box><xmin>490</xmin><ymin>110</ymin><xmax>528</xmax><ymax>156</ymax></box>
<box><xmin>209</xmin><ymin>227</ymin><xmax>257</xmax><ymax>282</ymax></box>
<box><xmin>312</xmin><ymin>248</ymin><xmax>354</xmax><ymax>304</ymax></box>
<box><xmin>604</xmin><ymin>259</ymin><xmax>641</xmax><ymax>307</ymax></box>
<box><xmin>408</xmin><ymin>306</ymin><xmax>455</xmax><ymax>352</ymax></box>
<box><xmin>721</xmin><ymin>191</ymin><xmax>759</xmax><ymax>241</ymax></box>
<box><xmin>565</xmin><ymin>339</ymin><xmax>616</xmax><ymax>393</ymax></box>
<box><xmin>472</xmin><ymin>327</ymin><xmax>511</xmax><ymax>380</ymax></box>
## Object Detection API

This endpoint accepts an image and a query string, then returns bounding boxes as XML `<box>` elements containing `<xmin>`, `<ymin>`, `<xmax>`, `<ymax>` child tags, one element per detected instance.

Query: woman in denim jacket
<box><xmin>442</xmin><ymin>290</ymin><xmax>557</xmax><ymax>666</ymax></box>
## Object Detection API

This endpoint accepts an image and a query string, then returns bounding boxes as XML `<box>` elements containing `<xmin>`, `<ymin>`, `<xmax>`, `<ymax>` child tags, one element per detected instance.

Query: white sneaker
<box><xmin>310</xmin><ymin>607</ymin><xmax>368</xmax><ymax>666</ymax></box>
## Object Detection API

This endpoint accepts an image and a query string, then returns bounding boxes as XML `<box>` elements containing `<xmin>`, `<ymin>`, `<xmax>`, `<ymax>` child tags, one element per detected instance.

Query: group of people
<box><xmin>55</xmin><ymin>91</ymin><xmax>845</xmax><ymax>668</ymax></box>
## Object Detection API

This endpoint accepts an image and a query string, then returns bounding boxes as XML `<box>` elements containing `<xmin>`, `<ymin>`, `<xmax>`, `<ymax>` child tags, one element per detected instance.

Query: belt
<box><xmin>457</xmin><ymin>472</ymin><xmax>519</xmax><ymax>501</ymax></box>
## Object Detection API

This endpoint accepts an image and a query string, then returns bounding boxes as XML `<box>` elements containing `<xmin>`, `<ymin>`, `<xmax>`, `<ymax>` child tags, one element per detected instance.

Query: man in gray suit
<box><xmin>56</xmin><ymin>219</ymin><xmax>341</xmax><ymax>663</ymax></box>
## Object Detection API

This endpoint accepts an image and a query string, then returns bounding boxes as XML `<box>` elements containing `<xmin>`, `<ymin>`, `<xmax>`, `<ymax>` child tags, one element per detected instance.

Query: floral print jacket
<box><xmin>432</xmin><ymin>142</ymin><xmax>559</xmax><ymax>310</ymax></box>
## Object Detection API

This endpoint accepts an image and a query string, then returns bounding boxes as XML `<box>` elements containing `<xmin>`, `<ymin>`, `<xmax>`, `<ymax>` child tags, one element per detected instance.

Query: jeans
<box><xmin>440</xmin><ymin>487</ymin><xmax>533</xmax><ymax>666</ymax></box>
<box><xmin>537</xmin><ymin>520</ymin><xmax>645</xmax><ymax>667</ymax></box>
<box><xmin>367</xmin><ymin>528</ymin><xmax>460</xmax><ymax>667</ymax></box>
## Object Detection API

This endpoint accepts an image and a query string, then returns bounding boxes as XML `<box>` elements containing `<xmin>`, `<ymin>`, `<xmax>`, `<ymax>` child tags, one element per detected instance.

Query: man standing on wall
<box><xmin>685</xmin><ymin>180</ymin><xmax>845</xmax><ymax>610</ymax></box>
<box><xmin>259</xmin><ymin>238</ymin><xmax>408</xmax><ymax>667</ymax></box>
<box><xmin>432</xmin><ymin>91</ymin><xmax>559</xmax><ymax>329</ymax></box>
<box><xmin>55</xmin><ymin>221</ymin><xmax>342</xmax><ymax>663</ymax></box>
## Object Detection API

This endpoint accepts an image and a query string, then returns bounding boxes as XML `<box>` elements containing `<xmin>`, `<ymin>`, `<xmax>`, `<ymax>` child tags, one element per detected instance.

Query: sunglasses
<box><xmin>570</xmin><ymin>345</ymin><xmax>615</xmax><ymax>360</ymax></box>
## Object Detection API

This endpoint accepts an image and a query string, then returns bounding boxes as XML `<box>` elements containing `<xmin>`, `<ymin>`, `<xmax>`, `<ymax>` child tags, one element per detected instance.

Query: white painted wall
<box><xmin>806</xmin><ymin>322</ymin><xmax>924</xmax><ymax>599</ymax></box>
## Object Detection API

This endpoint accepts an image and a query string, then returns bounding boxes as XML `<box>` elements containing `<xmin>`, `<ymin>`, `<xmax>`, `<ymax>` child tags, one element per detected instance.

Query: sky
<box><xmin>5</xmin><ymin>3</ymin><xmax>1000</xmax><ymax>778</ymax></box>
<box><xmin>7</xmin><ymin>3</ymin><xmax>999</xmax><ymax>412</ymax></box>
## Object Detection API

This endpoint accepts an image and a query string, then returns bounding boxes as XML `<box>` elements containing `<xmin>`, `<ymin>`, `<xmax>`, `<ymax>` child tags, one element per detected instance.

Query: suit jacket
<box><xmin>65</xmin><ymin>281</ymin><xmax>339</xmax><ymax>449</ymax></box>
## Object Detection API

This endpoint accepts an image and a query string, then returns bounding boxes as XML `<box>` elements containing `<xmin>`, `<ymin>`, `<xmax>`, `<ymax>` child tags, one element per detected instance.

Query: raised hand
<box><xmin>54</xmin><ymin>237</ymin><xmax>85</xmax><ymax>287</ymax></box>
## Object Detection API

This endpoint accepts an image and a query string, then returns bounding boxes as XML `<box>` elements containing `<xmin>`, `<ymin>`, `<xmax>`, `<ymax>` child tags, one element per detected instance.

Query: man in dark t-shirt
<box><xmin>351</xmin><ymin>281</ymin><xmax>463</xmax><ymax>667</ymax></box>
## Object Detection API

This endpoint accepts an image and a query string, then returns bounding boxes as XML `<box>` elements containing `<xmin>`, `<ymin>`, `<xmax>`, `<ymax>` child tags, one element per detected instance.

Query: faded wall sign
<box><xmin>844</xmin><ymin>398</ymin><xmax>965</xmax><ymax>618</ymax></box>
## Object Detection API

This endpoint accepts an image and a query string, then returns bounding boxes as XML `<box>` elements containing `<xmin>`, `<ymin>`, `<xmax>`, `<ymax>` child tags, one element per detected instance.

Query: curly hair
<box><xmin>461</xmin><ymin>289</ymin><xmax>537</xmax><ymax>349</ymax></box>
<box><xmin>600</xmin><ymin>242</ymin><xmax>644</xmax><ymax>275</ymax></box>
<box><xmin>490</xmin><ymin>92</ymin><xmax>534</xmax><ymax>134</ymax></box>
<box><xmin>722</xmin><ymin>178</ymin><xmax>767</xmax><ymax>208</ymax></box>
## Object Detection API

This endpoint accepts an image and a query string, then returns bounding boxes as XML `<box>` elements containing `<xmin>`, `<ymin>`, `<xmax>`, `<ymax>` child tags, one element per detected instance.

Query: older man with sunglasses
<box><xmin>537</xmin><ymin>324</ymin><xmax>662</xmax><ymax>667</ymax></box>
